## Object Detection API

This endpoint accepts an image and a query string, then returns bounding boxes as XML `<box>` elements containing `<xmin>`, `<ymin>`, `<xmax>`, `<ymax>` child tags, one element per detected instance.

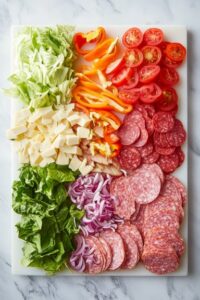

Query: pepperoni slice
<box><xmin>166</xmin><ymin>119</ymin><xmax>186</xmax><ymax>147</ymax></box>
<box><xmin>157</xmin><ymin>153</ymin><xmax>179</xmax><ymax>173</ymax></box>
<box><xmin>142</xmin><ymin>163</ymin><xmax>164</xmax><ymax>184</ymax></box>
<box><xmin>99</xmin><ymin>237</ymin><xmax>112</xmax><ymax>270</ymax></box>
<box><xmin>155</xmin><ymin>144</ymin><xmax>176</xmax><ymax>155</ymax></box>
<box><xmin>133</xmin><ymin>128</ymin><xmax>149</xmax><ymax>147</ymax></box>
<box><xmin>142</xmin><ymin>151</ymin><xmax>160</xmax><ymax>164</ymax></box>
<box><xmin>176</xmin><ymin>147</ymin><xmax>185</xmax><ymax>166</ymax></box>
<box><xmin>119</xmin><ymin>223</ymin><xmax>144</xmax><ymax>255</ymax></box>
<box><xmin>117</xmin><ymin>123</ymin><xmax>140</xmax><ymax>145</ymax></box>
<box><xmin>124</xmin><ymin>110</ymin><xmax>146</xmax><ymax>128</ymax></box>
<box><xmin>153</xmin><ymin>131</ymin><xmax>171</xmax><ymax>148</ymax></box>
<box><xmin>166</xmin><ymin>175</ymin><xmax>187</xmax><ymax>207</ymax></box>
<box><xmin>84</xmin><ymin>236</ymin><xmax>105</xmax><ymax>274</ymax></box>
<box><xmin>100</xmin><ymin>230</ymin><xmax>125</xmax><ymax>270</ymax></box>
<box><xmin>131</xmin><ymin>204</ymin><xmax>146</xmax><ymax>235</ymax></box>
<box><xmin>118</xmin><ymin>146</ymin><xmax>142</xmax><ymax>170</ymax></box>
<box><xmin>137</xmin><ymin>141</ymin><xmax>154</xmax><ymax>157</ymax></box>
<box><xmin>153</xmin><ymin>112</ymin><xmax>175</xmax><ymax>133</ymax></box>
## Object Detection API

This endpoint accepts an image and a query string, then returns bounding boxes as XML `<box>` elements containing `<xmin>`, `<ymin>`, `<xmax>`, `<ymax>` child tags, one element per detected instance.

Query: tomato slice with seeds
<box><xmin>122</xmin><ymin>27</ymin><xmax>143</xmax><ymax>48</ymax></box>
<box><xmin>143</xmin><ymin>28</ymin><xmax>164</xmax><ymax>46</ymax></box>
<box><xmin>142</xmin><ymin>46</ymin><xmax>162</xmax><ymax>65</ymax></box>
<box><xmin>166</xmin><ymin>42</ymin><xmax>186</xmax><ymax>62</ymax></box>
<box><xmin>159</xmin><ymin>41</ymin><xmax>170</xmax><ymax>52</ymax></box>
<box><xmin>159</xmin><ymin>67</ymin><xmax>179</xmax><ymax>86</ymax></box>
<box><xmin>122</xmin><ymin>68</ymin><xmax>139</xmax><ymax>89</ymax></box>
<box><xmin>139</xmin><ymin>65</ymin><xmax>160</xmax><ymax>84</ymax></box>
<box><xmin>111</xmin><ymin>67</ymin><xmax>133</xmax><ymax>87</ymax></box>
<box><xmin>161</xmin><ymin>55</ymin><xmax>183</xmax><ymax>68</ymax></box>
<box><xmin>140</xmin><ymin>83</ymin><xmax>162</xmax><ymax>103</ymax></box>
<box><xmin>156</xmin><ymin>87</ymin><xmax>178</xmax><ymax>111</ymax></box>
<box><xmin>124</xmin><ymin>48</ymin><xmax>143</xmax><ymax>68</ymax></box>
<box><xmin>119</xmin><ymin>88</ymin><xmax>140</xmax><ymax>104</ymax></box>
<box><xmin>105</xmin><ymin>57</ymin><xmax>125</xmax><ymax>75</ymax></box>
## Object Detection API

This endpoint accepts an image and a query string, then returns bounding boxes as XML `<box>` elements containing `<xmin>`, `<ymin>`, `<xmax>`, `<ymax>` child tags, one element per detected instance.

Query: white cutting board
<box><xmin>11</xmin><ymin>25</ymin><xmax>188</xmax><ymax>276</ymax></box>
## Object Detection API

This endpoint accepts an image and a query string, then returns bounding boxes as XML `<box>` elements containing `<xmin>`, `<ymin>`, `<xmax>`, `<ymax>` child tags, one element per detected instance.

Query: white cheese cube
<box><xmin>77</xmin><ymin>127</ymin><xmax>90</xmax><ymax>139</ymax></box>
<box><xmin>56</xmin><ymin>152</ymin><xmax>69</xmax><ymax>165</ymax></box>
<box><xmin>13</xmin><ymin>108</ymin><xmax>31</xmax><ymax>125</ymax></box>
<box><xmin>65</xmin><ymin>103</ymin><xmax>75</xmax><ymax>115</ymax></box>
<box><xmin>52</xmin><ymin>135</ymin><xmax>66</xmax><ymax>148</ymax></box>
<box><xmin>41</xmin><ymin>118</ymin><xmax>52</xmax><ymax>125</ymax></box>
<box><xmin>30</xmin><ymin>151</ymin><xmax>42</xmax><ymax>165</ymax></box>
<box><xmin>69</xmin><ymin>155</ymin><xmax>82</xmax><ymax>171</ymax></box>
<box><xmin>6</xmin><ymin>125</ymin><xmax>27</xmax><ymax>140</ymax></box>
<box><xmin>67</xmin><ymin>114</ymin><xmax>80</xmax><ymax>126</ymax></box>
<box><xmin>63</xmin><ymin>146</ymin><xmax>82</xmax><ymax>155</ymax></box>
<box><xmin>66</xmin><ymin>135</ymin><xmax>80</xmax><ymax>146</ymax></box>
<box><xmin>28</xmin><ymin>107</ymin><xmax>52</xmax><ymax>123</ymax></box>
<box><xmin>53</xmin><ymin>124</ymin><xmax>66</xmax><ymax>135</ymax></box>
<box><xmin>40</xmin><ymin>138</ymin><xmax>52</xmax><ymax>152</ymax></box>
<box><xmin>41</xmin><ymin>147</ymin><xmax>56</xmax><ymax>158</ymax></box>
<box><xmin>18</xmin><ymin>152</ymin><xmax>29</xmax><ymax>164</ymax></box>
<box><xmin>79</xmin><ymin>159</ymin><xmax>94</xmax><ymax>175</ymax></box>
<box><xmin>39</xmin><ymin>157</ymin><xmax>55</xmax><ymax>167</ymax></box>
<box><xmin>76</xmin><ymin>113</ymin><xmax>91</xmax><ymax>127</ymax></box>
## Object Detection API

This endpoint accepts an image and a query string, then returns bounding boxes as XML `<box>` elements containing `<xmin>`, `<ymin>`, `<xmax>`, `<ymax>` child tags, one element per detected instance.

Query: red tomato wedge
<box><xmin>124</xmin><ymin>48</ymin><xmax>143</xmax><ymax>68</ymax></box>
<box><xmin>142</xmin><ymin>46</ymin><xmax>162</xmax><ymax>65</ymax></box>
<box><xmin>119</xmin><ymin>88</ymin><xmax>140</xmax><ymax>104</ymax></box>
<box><xmin>156</xmin><ymin>86</ymin><xmax>178</xmax><ymax>111</ymax></box>
<box><xmin>139</xmin><ymin>65</ymin><xmax>160</xmax><ymax>84</ymax></box>
<box><xmin>143</xmin><ymin>28</ymin><xmax>164</xmax><ymax>46</ymax></box>
<box><xmin>122</xmin><ymin>27</ymin><xmax>143</xmax><ymax>48</ymax></box>
<box><xmin>140</xmin><ymin>83</ymin><xmax>162</xmax><ymax>103</ymax></box>
<box><xmin>162</xmin><ymin>55</ymin><xmax>183</xmax><ymax>68</ymax></box>
<box><xmin>111</xmin><ymin>67</ymin><xmax>133</xmax><ymax>87</ymax></box>
<box><xmin>159</xmin><ymin>67</ymin><xmax>179</xmax><ymax>86</ymax></box>
<box><xmin>105</xmin><ymin>57</ymin><xmax>125</xmax><ymax>75</ymax></box>
<box><xmin>166</xmin><ymin>42</ymin><xmax>186</xmax><ymax>62</ymax></box>
<box><xmin>159</xmin><ymin>41</ymin><xmax>170</xmax><ymax>52</ymax></box>
<box><xmin>122</xmin><ymin>68</ymin><xmax>139</xmax><ymax>89</ymax></box>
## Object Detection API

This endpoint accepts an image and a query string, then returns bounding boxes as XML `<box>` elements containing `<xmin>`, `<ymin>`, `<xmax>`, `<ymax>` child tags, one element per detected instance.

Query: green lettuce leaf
<box><xmin>4</xmin><ymin>25</ymin><xmax>76</xmax><ymax>108</ymax></box>
<box><xmin>13</xmin><ymin>163</ymin><xmax>84</xmax><ymax>274</ymax></box>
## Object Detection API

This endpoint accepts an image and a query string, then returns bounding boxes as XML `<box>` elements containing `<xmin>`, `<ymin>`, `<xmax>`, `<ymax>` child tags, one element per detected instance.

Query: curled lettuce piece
<box><xmin>4</xmin><ymin>25</ymin><xmax>76</xmax><ymax>108</ymax></box>
<box><xmin>12</xmin><ymin>163</ymin><xmax>84</xmax><ymax>274</ymax></box>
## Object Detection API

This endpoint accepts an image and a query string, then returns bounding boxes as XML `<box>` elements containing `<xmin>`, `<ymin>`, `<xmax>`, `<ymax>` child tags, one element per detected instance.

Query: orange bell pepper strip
<box><xmin>73</xmin><ymin>27</ymin><xmax>106</xmax><ymax>56</ymax></box>
<box><xmin>75</xmin><ymin>103</ymin><xmax>90</xmax><ymax>115</ymax></box>
<box><xmin>92</xmin><ymin>43</ymin><xmax>118</xmax><ymax>70</ymax></box>
<box><xmin>84</xmin><ymin>38</ymin><xmax>116</xmax><ymax>61</ymax></box>
<box><xmin>94</xmin><ymin>110</ymin><xmax>122</xmax><ymax>131</ymax></box>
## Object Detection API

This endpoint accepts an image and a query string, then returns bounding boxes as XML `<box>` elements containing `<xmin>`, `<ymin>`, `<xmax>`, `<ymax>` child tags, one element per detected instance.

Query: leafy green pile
<box><xmin>12</xmin><ymin>163</ymin><xmax>84</xmax><ymax>274</ymax></box>
<box><xmin>5</xmin><ymin>25</ymin><xmax>76</xmax><ymax>108</ymax></box>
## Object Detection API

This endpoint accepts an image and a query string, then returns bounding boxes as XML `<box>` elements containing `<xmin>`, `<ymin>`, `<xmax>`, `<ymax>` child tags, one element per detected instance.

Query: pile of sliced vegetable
<box><xmin>5</xmin><ymin>25</ymin><xmax>187</xmax><ymax>275</ymax></box>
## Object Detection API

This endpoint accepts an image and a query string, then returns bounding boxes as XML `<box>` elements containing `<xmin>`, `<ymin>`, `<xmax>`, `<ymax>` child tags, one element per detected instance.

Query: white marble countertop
<box><xmin>0</xmin><ymin>0</ymin><xmax>200</xmax><ymax>299</ymax></box>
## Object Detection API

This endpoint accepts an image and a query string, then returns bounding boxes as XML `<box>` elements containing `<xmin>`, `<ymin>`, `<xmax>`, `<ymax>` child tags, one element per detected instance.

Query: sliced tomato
<box><xmin>166</xmin><ymin>42</ymin><xmax>186</xmax><ymax>62</ymax></box>
<box><xmin>111</xmin><ymin>67</ymin><xmax>133</xmax><ymax>87</ymax></box>
<box><xmin>119</xmin><ymin>88</ymin><xmax>140</xmax><ymax>104</ymax></box>
<box><xmin>159</xmin><ymin>67</ymin><xmax>179</xmax><ymax>86</ymax></box>
<box><xmin>156</xmin><ymin>86</ymin><xmax>178</xmax><ymax>111</ymax></box>
<box><xmin>122</xmin><ymin>68</ymin><xmax>139</xmax><ymax>89</ymax></box>
<box><xmin>139</xmin><ymin>65</ymin><xmax>160</xmax><ymax>84</ymax></box>
<box><xmin>162</xmin><ymin>55</ymin><xmax>183</xmax><ymax>68</ymax></box>
<box><xmin>122</xmin><ymin>27</ymin><xmax>143</xmax><ymax>48</ymax></box>
<box><xmin>143</xmin><ymin>28</ymin><xmax>164</xmax><ymax>46</ymax></box>
<box><xmin>105</xmin><ymin>57</ymin><xmax>125</xmax><ymax>75</ymax></box>
<box><xmin>142</xmin><ymin>46</ymin><xmax>162</xmax><ymax>65</ymax></box>
<box><xmin>140</xmin><ymin>83</ymin><xmax>162</xmax><ymax>103</ymax></box>
<box><xmin>124</xmin><ymin>48</ymin><xmax>143</xmax><ymax>68</ymax></box>
<box><xmin>159</xmin><ymin>41</ymin><xmax>170</xmax><ymax>52</ymax></box>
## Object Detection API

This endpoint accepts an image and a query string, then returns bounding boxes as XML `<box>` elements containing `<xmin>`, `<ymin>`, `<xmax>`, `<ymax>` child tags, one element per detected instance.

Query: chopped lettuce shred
<box><xmin>4</xmin><ymin>25</ymin><xmax>76</xmax><ymax>108</ymax></box>
<box><xmin>12</xmin><ymin>163</ymin><xmax>84</xmax><ymax>274</ymax></box>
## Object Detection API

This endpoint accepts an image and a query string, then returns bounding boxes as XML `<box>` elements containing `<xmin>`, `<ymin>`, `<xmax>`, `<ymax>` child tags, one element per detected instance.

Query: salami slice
<box><xmin>118</xmin><ymin>223</ymin><xmax>143</xmax><ymax>255</ymax></box>
<box><xmin>130</xmin><ymin>202</ymin><xmax>141</xmax><ymax>221</ymax></box>
<box><xmin>85</xmin><ymin>236</ymin><xmax>105</xmax><ymax>274</ymax></box>
<box><xmin>176</xmin><ymin>147</ymin><xmax>185</xmax><ymax>166</ymax></box>
<box><xmin>142</xmin><ymin>151</ymin><xmax>160</xmax><ymax>164</ymax></box>
<box><xmin>124</xmin><ymin>110</ymin><xmax>146</xmax><ymax>128</ymax></box>
<box><xmin>166</xmin><ymin>175</ymin><xmax>187</xmax><ymax>206</ymax></box>
<box><xmin>142</xmin><ymin>246</ymin><xmax>179</xmax><ymax>274</ymax></box>
<box><xmin>129</xmin><ymin>166</ymin><xmax>161</xmax><ymax>204</ymax></box>
<box><xmin>160</xmin><ymin>177</ymin><xmax>183</xmax><ymax>208</ymax></box>
<box><xmin>143</xmin><ymin>104</ymin><xmax>156</xmax><ymax>118</ymax></box>
<box><xmin>153</xmin><ymin>131</ymin><xmax>170</xmax><ymax>148</ymax></box>
<box><xmin>117</xmin><ymin>224</ymin><xmax>140</xmax><ymax>269</ymax></box>
<box><xmin>155</xmin><ymin>144</ymin><xmax>176</xmax><ymax>155</ymax></box>
<box><xmin>100</xmin><ymin>230</ymin><xmax>125</xmax><ymax>270</ymax></box>
<box><xmin>131</xmin><ymin>204</ymin><xmax>146</xmax><ymax>235</ymax></box>
<box><xmin>99</xmin><ymin>237</ymin><xmax>112</xmax><ymax>270</ymax></box>
<box><xmin>118</xmin><ymin>146</ymin><xmax>141</xmax><ymax>171</ymax></box>
<box><xmin>134</xmin><ymin>128</ymin><xmax>149</xmax><ymax>147</ymax></box>
<box><xmin>145</xmin><ymin>116</ymin><xmax>154</xmax><ymax>136</ymax></box>
<box><xmin>137</xmin><ymin>141</ymin><xmax>154</xmax><ymax>157</ymax></box>
<box><xmin>166</xmin><ymin>119</ymin><xmax>186</xmax><ymax>147</ymax></box>
<box><xmin>142</xmin><ymin>163</ymin><xmax>164</xmax><ymax>184</ymax></box>
<box><xmin>157</xmin><ymin>153</ymin><xmax>179</xmax><ymax>173</ymax></box>
<box><xmin>153</xmin><ymin>112</ymin><xmax>175</xmax><ymax>133</ymax></box>
<box><xmin>110</xmin><ymin>176</ymin><xmax>136</xmax><ymax>219</ymax></box>
<box><xmin>118</xmin><ymin>123</ymin><xmax>140</xmax><ymax>146</ymax></box>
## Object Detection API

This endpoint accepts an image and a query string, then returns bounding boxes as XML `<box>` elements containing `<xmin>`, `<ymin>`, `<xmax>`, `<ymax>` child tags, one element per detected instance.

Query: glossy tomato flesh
<box><xmin>122</xmin><ymin>27</ymin><xmax>143</xmax><ymax>48</ymax></box>
<box><xmin>139</xmin><ymin>65</ymin><xmax>161</xmax><ymax>84</ymax></box>
<box><xmin>142</xmin><ymin>46</ymin><xmax>162</xmax><ymax>65</ymax></box>
<box><xmin>143</xmin><ymin>28</ymin><xmax>164</xmax><ymax>46</ymax></box>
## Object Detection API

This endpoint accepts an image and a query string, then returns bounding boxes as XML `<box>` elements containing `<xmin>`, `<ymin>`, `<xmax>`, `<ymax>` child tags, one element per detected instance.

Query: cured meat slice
<box><xmin>145</xmin><ymin>116</ymin><xmax>154</xmax><ymax>136</ymax></box>
<box><xmin>99</xmin><ymin>237</ymin><xmax>112</xmax><ymax>270</ymax></box>
<box><xmin>124</xmin><ymin>110</ymin><xmax>146</xmax><ymax>128</ymax></box>
<box><xmin>142</xmin><ymin>151</ymin><xmax>160</xmax><ymax>164</ymax></box>
<box><xmin>110</xmin><ymin>176</ymin><xmax>136</xmax><ymax>219</ymax></box>
<box><xmin>157</xmin><ymin>153</ymin><xmax>179</xmax><ymax>173</ymax></box>
<box><xmin>137</xmin><ymin>141</ymin><xmax>154</xmax><ymax>157</ymax></box>
<box><xmin>176</xmin><ymin>147</ymin><xmax>185</xmax><ymax>166</ymax></box>
<box><xmin>166</xmin><ymin>175</ymin><xmax>187</xmax><ymax>206</ymax></box>
<box><xmin>85</xmin><ymin>236</ymin><xmax>105</xmax><ymax>274</ymax></box>
<box><xmin>153</xmin><ymin>112</ymin><xmax>175</xmax><ymax>133</ymax></box>
<box><xmin>166</xmin><ymin>119</ymin><xmax>186</xmax><ymax>147</ymax></box>
<box><xmin>143</xmin><ymin>104</ymin><xmax>156</xmax><ymax>118</ymax></box>
<box><xmin>100</xmin><ymin>230</ymin><xmax>125</xmax><ymax>270</ymax></box>
<box><xmin>130</xmin><ymin>202</ymin><xmax>141</xmax><ymax>221</ymax></box>
<box><xmin>118</xmin><ymin>146</ymin><xmax>141</xmax><ymax>171</ymax></box>
<box><xmin>129</xmin><ymin>166</ymin><xmax>161</xmax><ymax>204</ymax></box>
<box><xmin>118</xmin><ymin>123</ymin><xmax>140</xmax><ymax>146</ymax></box>
<box><xmin>142</xmin><ymin>163</ymin><xmax>164</xmax><ymax>184</ymax></box>
<box><xmin>155</xmin><ymin>144</ymin><xmax>176</xmax><ymax>155</ymax></box>
<box><xmin>118</xmin><ymin>223</ymin><xmax>143</xmax><ymax>255</ymax></box>
<box><xmin>117</xmin><ymin>224</ymin><xmax>140</xmax><ymax>269</ymax></box>
<box><xmin>142</xmin><ymin>245</ymin><xmax>179</xmax><ymax>274</ymax></box>
<box><xmin>153</xmin><ymin>131</ymin><xmax>170</xmax><ymax>148</ymax></box>
<box><xmin>131</xmin><ymin>204</ymin><xmax>146</xmax><ymax>235</ymax></box>
<box><xmin>144</xmin><ymin>227</ymin><xmax>185</xmax><ymax>257</ymax></box>
<box><xmin>134</xmin><ymin>128</ymin><xmax>149</xmax><ymax>147</ymax></box>
<box><xmin>160</xmin><ymin>177</ymin><xmax>183</xmax><ymax>208</ymax></box>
